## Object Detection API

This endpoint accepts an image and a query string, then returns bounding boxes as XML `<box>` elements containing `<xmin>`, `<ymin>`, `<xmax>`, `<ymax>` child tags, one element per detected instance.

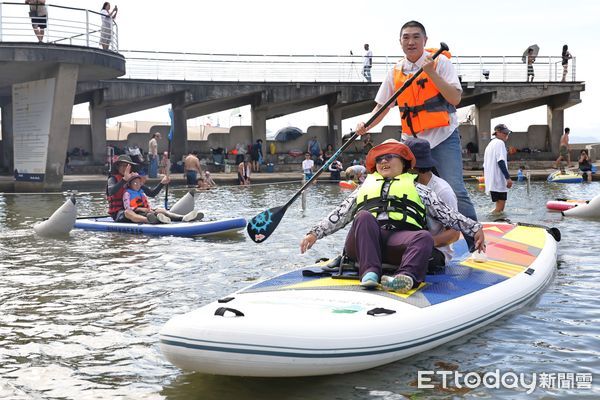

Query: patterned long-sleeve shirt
<box><xmin>307</xmin><ymin>182</ymin><xmax>482</xmax><ymax>240</ymax></box>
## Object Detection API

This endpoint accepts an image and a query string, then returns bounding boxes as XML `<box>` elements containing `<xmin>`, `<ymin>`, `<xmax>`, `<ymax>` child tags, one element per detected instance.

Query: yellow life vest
<box><xmin>393</xmin><ymin>49</ymin><xmax>456</xmax><ymax>136</ymax></box>
<box><xmin>356</xmin><ymin>172</ymin><xmax>426</xmax><ymax>230</ymax></box>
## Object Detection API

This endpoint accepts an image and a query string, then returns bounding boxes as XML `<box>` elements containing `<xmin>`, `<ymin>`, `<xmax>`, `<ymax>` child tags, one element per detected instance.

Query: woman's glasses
<box><xmin>375</xmin><ymin>154</ymin><xmax>401</xmax><ymax>164</ymax></box>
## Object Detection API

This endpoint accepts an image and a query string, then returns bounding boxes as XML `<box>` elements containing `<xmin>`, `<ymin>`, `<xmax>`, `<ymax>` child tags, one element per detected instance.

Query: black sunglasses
<box><xmin>375</xmin><ymin>154</ymin><xmax>401</xmax><ymax>164</ymax></box>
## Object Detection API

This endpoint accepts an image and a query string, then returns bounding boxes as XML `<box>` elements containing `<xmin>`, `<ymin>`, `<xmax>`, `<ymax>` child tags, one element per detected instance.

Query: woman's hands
<box><xmin>300</xmin><ymin>233</ymin><xmax>317</xmax><ymax>254</ymax></box>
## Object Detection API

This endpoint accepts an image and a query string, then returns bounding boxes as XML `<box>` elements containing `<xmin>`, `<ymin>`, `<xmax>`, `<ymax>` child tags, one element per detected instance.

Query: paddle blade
<box><xmin>247</xmin><ymin>206</ymin><xmax>286</xmax><ymax>243</ymax></box>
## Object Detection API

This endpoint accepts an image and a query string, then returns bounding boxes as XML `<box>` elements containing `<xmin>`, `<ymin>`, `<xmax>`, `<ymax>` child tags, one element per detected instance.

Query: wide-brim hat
<box><xmin>403</xmin><ymin>137</ymin><xmax>437</xmax><ymax>169</ymax></box>
<box><xmin>116</xmin><ymin>154</ymin><xmax>137</xmax><ymax>165</ymax></box>
<box><xmin>365</xmin><ymin>139</ymin><xmax>416</xmax><ymax>173</ymax></box>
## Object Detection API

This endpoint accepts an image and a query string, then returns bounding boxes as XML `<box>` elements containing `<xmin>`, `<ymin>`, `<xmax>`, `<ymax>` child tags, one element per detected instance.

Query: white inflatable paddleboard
<box><xmin>562</xmin><ymin>193</ymin><xmax>600</xmax><ymax>218</ymax></box>
<box><xmin>169</xmin><ymin>191</ymin><xmax>196</xmax><ymax>215</ymax></box>
<box><xmin>33</xmin><ymin>196</ymin><xmax>77</xmax><ymax>237</ymax></box>
<box><xmin>160</xmin><ymin>222</ymin><xmax>560</xmax><ymax>377</ymax></box>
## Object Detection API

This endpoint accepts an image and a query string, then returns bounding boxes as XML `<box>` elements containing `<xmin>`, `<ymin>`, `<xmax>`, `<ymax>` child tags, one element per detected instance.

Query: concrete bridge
<box><xmin>63</xmin><ymin>78</ymin><xmax>584</xmax><ymax>166</ymax></box>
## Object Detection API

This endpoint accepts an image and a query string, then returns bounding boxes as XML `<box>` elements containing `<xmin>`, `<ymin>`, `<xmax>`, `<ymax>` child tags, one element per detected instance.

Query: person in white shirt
<box><xmin>405</xmin><ymin>138</ymin><xmax>459</xmax><ymax>273</ymax></box>
<box><xmin>483</xmin><ymin>124</ymin><xmax>513</xmax><ymax>214</ymax></box>
<box><xmin>302</xmin><ymin>152</ymin><xmax>315</xmax><ymax>180</ymax></box>
<box><xmin>100</xmin><ymin>2</ymin><xmax>118</xmax><ymax>50</ymax></box>
<box><xmin>148</xmin><ymin>132</ymin><xmax>160</xmax><ymax>178</ymax></box>
<box><xmin>363</xmin><ymin>43</ymin><xmax>373</xmax><ymax>82</ymax></box>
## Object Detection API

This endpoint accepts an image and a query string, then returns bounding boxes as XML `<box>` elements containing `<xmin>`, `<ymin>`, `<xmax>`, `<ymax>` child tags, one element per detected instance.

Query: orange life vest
<box><xmin>125</xmin><ymin>189</ymin><xmax>150</xmax><ymax>209</ymax></box>
<box><xmin>107</xmin><ymin>174</ymin><xmax>125</xmax><ymax>216</ymax></box>
<box><xmin>393</xmin><ymin>50</ymin><xmax>456</xmax><ymax>136</ymax></box>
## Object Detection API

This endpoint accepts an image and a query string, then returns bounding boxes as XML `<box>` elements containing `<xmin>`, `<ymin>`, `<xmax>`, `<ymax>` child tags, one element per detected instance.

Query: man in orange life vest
<box><xmin>106</xmin><ymin>154</ymin><xmax>169</xmax><ymax>223</ymax></box>
<box><xmin>355</xmin><ymin>20</ymin><xmax>478</xmax><ymax>250</ymax></box>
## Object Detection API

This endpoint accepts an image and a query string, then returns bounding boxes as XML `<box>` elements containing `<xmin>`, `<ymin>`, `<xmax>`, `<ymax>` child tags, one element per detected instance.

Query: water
<box><xmin>0</xmin><ymin>181</ymin><xmax>598</xmax><ymax>399</ymax></box>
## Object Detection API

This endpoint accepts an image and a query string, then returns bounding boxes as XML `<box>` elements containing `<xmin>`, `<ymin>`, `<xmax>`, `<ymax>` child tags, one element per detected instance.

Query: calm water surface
<box><xmin>0</xmin><ymin>181</ymin><xmax>598</xmax><ymax>399</ymax></box>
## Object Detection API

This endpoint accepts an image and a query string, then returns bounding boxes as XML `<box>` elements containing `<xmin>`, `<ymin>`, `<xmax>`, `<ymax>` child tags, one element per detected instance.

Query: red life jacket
<box><xmin>107</xmin><ymin>174</ymin><xmax>126</xmax><ymax>216</ymax></box>
<box><xmin>393</xmin><ymin>50</ymin><xmax>456</xmax><ymax>136</ymax></box>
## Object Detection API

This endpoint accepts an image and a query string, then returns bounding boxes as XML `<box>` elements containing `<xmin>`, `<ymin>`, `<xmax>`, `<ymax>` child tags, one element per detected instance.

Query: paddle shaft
<box><xmin>164</xmin><ymin>138</ymin><xmax>172</xmax><ymax>209</ymax></box>
<box><xmin>282</xmin><ymin>44</ymin><xmax>449</xmax><ymax>212</ymax></box>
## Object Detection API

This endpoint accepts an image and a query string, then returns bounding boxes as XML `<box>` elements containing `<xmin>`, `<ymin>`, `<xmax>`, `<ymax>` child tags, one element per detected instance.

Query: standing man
<box><xmin>526</xmin><ymin>48</ymin><xmax>535</xmax><ymax>83</ymax></box>
<box><xmin>307</xmin><ymin>136</ymin><xmax>322</xmax><ymax>165</ymax></box>
<box><xmin>554</xmin><ymin>127</ymin><xmax>571</xmax><ymax>169</ymax></box>
<box><xmin>302</xmin><ymin>152</ymin><xmax>315</xmax><ymax>181</ymax></box>
<box><xmin>148</xmin><ymin>132</ymin><xmax>160</xmax><ymax>178</ymax></box>
<box><xmin>363</xmin><ymin>43</ymin><xmax>373</xmax><ymax>82</ymax></box>
<box><xmin>183</xmin><ymin>150</ymin><xmax>201</xmax><ymax>187</ymax></box>
<box><xmin>355</xmin><ymin>20</ymin><xmax>479</xmax><ymax>249</ymax></box>
<box><xmin>483</xmin><ymin>124</ymin><xmax>513</xmax><ymax>214</ymax></box>
<box><xmin>250</xmin><ymin>139</ymin><xmax>263</xmax><ymax>173</ymax></box>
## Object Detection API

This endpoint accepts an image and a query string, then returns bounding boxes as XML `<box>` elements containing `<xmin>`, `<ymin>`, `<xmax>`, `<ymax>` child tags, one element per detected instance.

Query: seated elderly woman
<box><xmin>300</xmin><ymin>139</ymin><xmax>486</xmax><ymax>293</ymax></box>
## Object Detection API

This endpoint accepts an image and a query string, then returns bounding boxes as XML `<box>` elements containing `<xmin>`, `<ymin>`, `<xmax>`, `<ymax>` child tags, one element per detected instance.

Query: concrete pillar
<box><xmin>547</xmin><ymin>106</ymin><xmax>564</xmax><ymax>155</ymax></box>
<box><xmin>327</xmin><ymin>105</ymin><xmax>343</xmax><ymax>148</ymax></box>
<box><xmin>15</xmin><ymin>63</ymin><xmax>79</xmax><ymax>192</ymax></box>
<box><xmin>474</xmin><ymin>103</ymin><xmax>492</xmax><ymax>158</ymax></box>
<box><xmin>89</xmin><ymin>102</ymin><xmax>107</xmax><ymax>164</ymax></box>
<box><xmin>250</xmin><ymin>106</ymin><xmax>267</xmax><ymax>144</ymax></box>
<box><xmin>171</xmin><ymin>106</ymin><xmax>188</xmax><ymax>162</ymax></box>
<box><xmin>1</xmin><ymin>103</ymin><xmax>13</xmax><ymax>172</ymax></box>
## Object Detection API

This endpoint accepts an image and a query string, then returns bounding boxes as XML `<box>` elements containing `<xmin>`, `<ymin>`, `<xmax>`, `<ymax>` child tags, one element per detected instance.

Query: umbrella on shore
<box><xmin>274</xmin><ymin>126</ymin><xmax>303</xmax><ymax>142</ymax></box>
<box><xmin>522</xmin><ymin>44</ymin><xmax>539</xmax><ymax>63</ymax></box>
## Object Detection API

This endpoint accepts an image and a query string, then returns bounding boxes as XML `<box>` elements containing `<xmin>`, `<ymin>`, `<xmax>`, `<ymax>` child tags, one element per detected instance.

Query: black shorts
<box><xmin>29</xmin><ymin>12</ymin><xmax>47</xmax><ymax>29</ymax></box>
<box><xmin>490</xmin><ymin>191</ymin><xmax>508</xmax><ymax>202</ymax></box>
<box><xmin>112</xmin><ymin>209</ymin><xmax>130</xmax><ymax>222</ymax></box>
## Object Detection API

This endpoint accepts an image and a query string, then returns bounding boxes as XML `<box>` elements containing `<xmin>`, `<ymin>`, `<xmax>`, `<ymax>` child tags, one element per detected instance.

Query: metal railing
<box><xmin>119</xmin><ymin>50</ymin><xmax>577</xmax><ymax>83</ymax></box>
<box><xmin>0</xmin><ymin>2</ymin><xmax>118</xmax><ymax>51</ymax></box>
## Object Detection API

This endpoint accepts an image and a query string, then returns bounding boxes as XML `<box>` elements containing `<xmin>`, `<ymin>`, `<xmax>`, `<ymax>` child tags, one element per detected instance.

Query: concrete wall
<box><xmin>458</xmin><ymin>124</ymin><xmax>478</xmax><ymax>149</ymax></box>
<box><xmin>206</xmin><ymin>126</ymin><xmax>253</xmax><ymax>151</ymax></box>
<box><xmin>68</xmin><ymin>125</ymin><xmax>93</xmax><ymax>155</ymax></box>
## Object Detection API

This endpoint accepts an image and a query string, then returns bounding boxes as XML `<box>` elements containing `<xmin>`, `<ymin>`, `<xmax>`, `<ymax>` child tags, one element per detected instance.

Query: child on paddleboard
<box><xmin>122</xmin><ymin>174</ymin><xmax>199</xmax><ymax>224</ymax></box>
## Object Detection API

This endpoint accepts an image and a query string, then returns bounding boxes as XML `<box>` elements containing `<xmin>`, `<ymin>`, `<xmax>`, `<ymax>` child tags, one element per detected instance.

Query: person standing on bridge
<box><xmin>526</xmin><ymin>48</ymin><xmax>535</xmax><ymax>82</ymax></box>
<box><xmin>25</xmin><ymin>0</ymin><xmax>47</xmax><ymax>43</ymax></box>
<box><xmin>354</xmin><ymin>20</ymin><xmax>479</xmax><ymax>251</ymax></box>
<box><xmin>363</xmin><ymin>44</ymin><xmax>373</xmax><ymax>82</ymax></box>
<box><xmin>561</xmin><ymin>44</ymin><xmax>573</xmax><ymax>82</ymax></box>
<box><xmin>100</xmin><ymin>2</ymin><xmax>118</xmax><ymax>50</ymax></box>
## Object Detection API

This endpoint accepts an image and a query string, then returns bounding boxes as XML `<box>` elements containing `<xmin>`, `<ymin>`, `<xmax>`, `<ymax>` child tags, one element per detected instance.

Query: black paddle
<box><xmin>164</xmin><ymin>108</ymin><xmax>175</xmax><ymax>209</ymax></box>
<box><xmin>247</xmin><ymin>43</ymin><xmax>450</xmax><ymax>243</ymax></box>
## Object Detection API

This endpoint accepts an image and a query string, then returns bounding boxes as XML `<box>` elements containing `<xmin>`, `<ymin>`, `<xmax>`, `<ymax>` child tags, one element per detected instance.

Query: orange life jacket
<box><xmin>393</xmin><ymin>49</ymin><xmax>456</xmax><ymax>136</ymax></box>
<box><xmin>125</xmin><ymin>189</ymin><xmax>150</xmax><ymax>209</ymax></box>
<box><xmin>107</xmin><ymin>174</ymin><xmax>125</xmax><ymax>216</ymax></box>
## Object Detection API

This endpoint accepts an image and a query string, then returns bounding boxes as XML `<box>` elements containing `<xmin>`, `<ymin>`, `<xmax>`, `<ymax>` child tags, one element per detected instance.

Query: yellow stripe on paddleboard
<box><xmin>284</xmin><ymin>277</ymin><xmax>425</xmax><ymax>297</ymax></box>
<box><xmin>460</xmin><ymin>259</ymin><xmax>526</xmax><ymax>278</ymax></box>
<box><xmin>286</xmin><ymin>277</ymin><xmax>359</xmax><ymax>289</ymax></box>
<box><xmin>502</xmin><ymin>226</ymin><xmax>546</xmax><ymax>249</ymax></box>
<box><xmin>387</xmin><ymin>282</ymin><xmax>426</xmax><ymax>298</ymax></box>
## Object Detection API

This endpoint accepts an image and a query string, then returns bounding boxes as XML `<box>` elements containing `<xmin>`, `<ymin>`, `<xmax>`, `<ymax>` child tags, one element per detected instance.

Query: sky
<box><xmin>66</xmin><ymin>0</ymin><xmax>600</xmax><ymax>143</ymax></box>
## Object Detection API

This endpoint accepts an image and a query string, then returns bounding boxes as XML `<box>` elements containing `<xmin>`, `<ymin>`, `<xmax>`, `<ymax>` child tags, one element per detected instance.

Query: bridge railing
<box><xmin>120</xmin><ymin>50</ymin><xmax>577</xmax><ymax>83</ymax></box>
<box><xmin>0</xmin><ymin>2</ymin><xmax>118</xmax><ymax>51</ymax></box>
